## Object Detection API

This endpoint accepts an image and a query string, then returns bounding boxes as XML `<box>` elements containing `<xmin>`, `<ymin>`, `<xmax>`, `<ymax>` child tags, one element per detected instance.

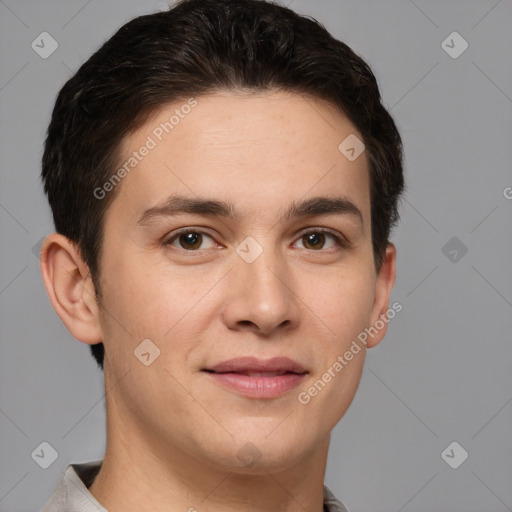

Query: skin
<box><xmin>40</xmin><ymin>91</ymin><xmax>396</xmax><ymax>512</ymax></box>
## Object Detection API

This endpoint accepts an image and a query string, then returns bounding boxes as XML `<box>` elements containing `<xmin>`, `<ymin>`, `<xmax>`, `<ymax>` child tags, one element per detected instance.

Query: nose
<box><xmin>221</xmin><ymin>243</ymin><xmax>300</xmax><ymax>337</ymax></box>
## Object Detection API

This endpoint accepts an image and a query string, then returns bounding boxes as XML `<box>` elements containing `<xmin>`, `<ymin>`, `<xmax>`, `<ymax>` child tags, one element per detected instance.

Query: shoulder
<box><xmin>323</xmin><ymin>484</ymin><xmax>350</xmax><ymax>512</ymax></box>
<box><xmin>41</xmin><ymin>460</ymin><xmax>105</xmax><ymax>512</ymax></box>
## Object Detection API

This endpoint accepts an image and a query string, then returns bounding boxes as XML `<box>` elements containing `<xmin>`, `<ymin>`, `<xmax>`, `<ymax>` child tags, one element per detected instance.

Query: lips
<box><xmin>202</xmin><ymin>357</ymin><xmax>308</xmax><ymax>399</ymax></box>
<box><xmin>204</xmin><ymin>356</ymin><xmax>307</xmax><ymax>375</ymax></box>
<box><xmin>231</xmin><ymin>371</ymin><xmax>291</xmax><ymax>377</ymax></box>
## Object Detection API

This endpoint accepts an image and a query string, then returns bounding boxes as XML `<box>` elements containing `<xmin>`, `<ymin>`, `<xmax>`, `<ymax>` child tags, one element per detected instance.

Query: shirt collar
<box><xmin>43</xmin><ymin>460</ymin><xmax>348</xmax><ymax>512</ymax></box>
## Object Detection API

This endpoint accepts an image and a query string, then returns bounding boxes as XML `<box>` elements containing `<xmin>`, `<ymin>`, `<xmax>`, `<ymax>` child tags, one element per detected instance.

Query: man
<box><xmin>39</xmin><ymin>0</ymin><xmax>404</xmax><ymax>510</ymax></box>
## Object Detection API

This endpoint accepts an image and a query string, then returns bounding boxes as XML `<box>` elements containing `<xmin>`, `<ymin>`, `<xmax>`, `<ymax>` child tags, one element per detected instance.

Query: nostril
<box><xmin>237</xmin><ymin>320</ymin><xmax>258</xmax><ymax>329</ymax></box>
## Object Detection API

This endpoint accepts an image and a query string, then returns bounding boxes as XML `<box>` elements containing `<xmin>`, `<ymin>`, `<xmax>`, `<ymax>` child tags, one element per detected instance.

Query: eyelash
<box><xmin>163</xmin><ymin>227</ymin><xmax>350</xmax><ymax>252</ymax></box>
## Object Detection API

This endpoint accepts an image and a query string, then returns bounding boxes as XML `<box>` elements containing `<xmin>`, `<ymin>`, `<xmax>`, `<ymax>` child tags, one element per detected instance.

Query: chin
<box><xmin>199</xmin><ymin>429</ymin><xmax>318</xmax><ymax>475</ymax></box>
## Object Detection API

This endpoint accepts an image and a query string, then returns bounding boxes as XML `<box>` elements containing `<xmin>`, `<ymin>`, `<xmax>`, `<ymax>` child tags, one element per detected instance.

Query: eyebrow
<box><xmin>137</xmin><ymin>194</ymin><xmax>363</xmax><ymax>227</ymax></box>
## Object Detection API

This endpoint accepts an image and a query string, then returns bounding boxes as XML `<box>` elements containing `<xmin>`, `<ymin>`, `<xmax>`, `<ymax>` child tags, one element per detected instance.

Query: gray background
<box><xmin>1</xmin><ymin>0</ymin><xmax>511</xmax><ymax>511</ymax></box>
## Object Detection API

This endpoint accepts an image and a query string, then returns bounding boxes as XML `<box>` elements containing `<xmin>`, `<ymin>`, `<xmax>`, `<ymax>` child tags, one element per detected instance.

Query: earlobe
<box><xmin>366</xmin><ymin>243</ymin><xmax>397</xmax><ymax>348</ymax></box>
<box><xmin>40</xmin><ymin>233</ymin><xmax>103</xmax><ymax>345</ymax></box>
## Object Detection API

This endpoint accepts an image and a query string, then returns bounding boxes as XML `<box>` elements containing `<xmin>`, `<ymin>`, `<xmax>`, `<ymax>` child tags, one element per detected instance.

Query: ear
<box><xmin>39</xmin><ymin>233</ymin><xmax>103</xmax><ymax>344</ymax></box>
<box><xmin>366</xmin><ymin>242</ymin><xmax>397</xmax><ymax>348</ymax></box>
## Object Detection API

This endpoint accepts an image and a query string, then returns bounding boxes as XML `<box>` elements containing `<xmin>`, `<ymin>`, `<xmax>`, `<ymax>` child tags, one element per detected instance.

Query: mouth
<box><xmin>204</xmin><ymin>370</ymin><xmax>302</xmax><ymax>377</ymax></box>
<box><xmin>202</xmin><ymin>357</ymin><xmax>308</xmax><ymax>399</ymax></box>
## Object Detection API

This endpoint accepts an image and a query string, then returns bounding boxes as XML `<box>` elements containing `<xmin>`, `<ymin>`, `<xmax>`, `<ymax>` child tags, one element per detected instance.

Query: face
<box><xmin>93</xmin><ymin>91</ymin><xmax>394</xmax><ymax>473</ymax></box>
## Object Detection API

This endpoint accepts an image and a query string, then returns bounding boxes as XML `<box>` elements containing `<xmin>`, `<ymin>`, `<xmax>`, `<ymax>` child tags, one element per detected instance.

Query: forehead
<box><xmin>108</xmin><ymin>91</ymin><xmax>370</xmax><ymax>225</ymax></box>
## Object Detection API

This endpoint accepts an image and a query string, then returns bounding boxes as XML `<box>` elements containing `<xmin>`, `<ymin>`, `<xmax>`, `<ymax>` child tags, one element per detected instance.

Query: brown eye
<box><xmin>294</xmin><ymin>229</ymin><xmax>347</xmax><ymax>251</ymax></box>
<box><xmin>165</xmin><ymin>230</ymin><xmax>216</xmax><ymax>251</ymax></box>
<box><xmin>178</xmin><ymin>232</ymin><xmax>202</xmax><ymax>250</ymax></box>
<box><xmin>302</xmin><ymin>232</ymin><xmax>326</xmax><ymax>250</ymax></box>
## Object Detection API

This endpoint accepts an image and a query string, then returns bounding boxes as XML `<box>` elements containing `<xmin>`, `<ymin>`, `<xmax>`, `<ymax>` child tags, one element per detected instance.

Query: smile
<box><xmin>202</xmin><ymin>356</ymin><xmax>308</xmax><ymax>399</ymax></box>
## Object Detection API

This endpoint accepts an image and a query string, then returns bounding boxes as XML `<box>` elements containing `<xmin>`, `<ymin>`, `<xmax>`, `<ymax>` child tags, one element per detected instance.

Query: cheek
<box><xmin>101</xmin><ymin>262</ymin><xmax>221</xmax><ymax>372</ymax></box>
<box><xmin>101</xmin><ymin>249</ymin><xmax>177</xmax><ymax>325</ymax></box>
<box><xmin>117</xmin><ymin>274</ymin><xmax>199</xmax><ymax>338</ymax></box>
<box><xmin>303</xmin><ymin>267</ymin><xmax>375</xmax><ymax>347</ymax></box>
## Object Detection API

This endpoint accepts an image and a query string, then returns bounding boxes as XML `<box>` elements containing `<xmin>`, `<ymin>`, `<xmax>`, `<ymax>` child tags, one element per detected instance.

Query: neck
<box><xmin>88</xmin><ymin>400</ymin><xmax>330</xmax><ymax>512</ymax></box>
